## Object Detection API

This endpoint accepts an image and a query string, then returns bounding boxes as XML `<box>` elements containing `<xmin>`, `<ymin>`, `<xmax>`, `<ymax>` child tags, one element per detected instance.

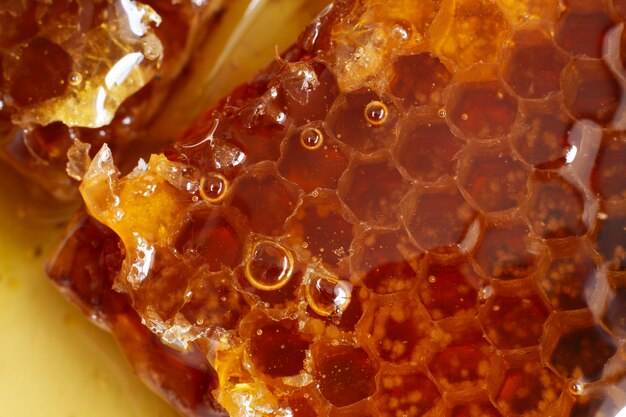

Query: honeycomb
<box><xmin>0</xmin><ymin>0</ymin><xmax>222</xmax><ymax>199</ymax></box>
<box><xmin>46</xmin><ymin>0</ymin><xmax>626</xmax><ymax>416</ymax></box>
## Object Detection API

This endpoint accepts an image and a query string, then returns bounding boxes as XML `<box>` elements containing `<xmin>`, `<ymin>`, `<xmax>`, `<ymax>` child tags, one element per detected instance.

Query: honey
<box><xmin>7</xmin><ymin>0</ymin><xmax>624</xmax><ymax>416</ymax></box>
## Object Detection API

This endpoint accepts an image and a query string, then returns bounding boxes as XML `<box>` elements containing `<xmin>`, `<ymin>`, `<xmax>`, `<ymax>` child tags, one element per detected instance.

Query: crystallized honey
<box><xmin>39</xmin><ymin>0</ymin><xmax>626</xmax><ymax>416</ymax></box>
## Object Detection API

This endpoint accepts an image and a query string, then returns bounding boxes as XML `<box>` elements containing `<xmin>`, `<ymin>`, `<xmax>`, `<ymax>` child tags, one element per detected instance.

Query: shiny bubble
<box><xmin>199</xmin><ymin>173</ymin><xmax>228</xmax><ymax>203</ymax></box>
<box><xmin>300</xmin><ymin>127</ymin><xmax>324</xmax><ymax>150</ymax></box>
<box><xmin>364</xmin><ymin>100</ymin><xmax>388</xmax><ymax>126</ymax></box>
<box><xmin>305</xmin><ymin>272</ymin><xmax>352</xmax><ymax>318</ymax></box>
<box><xmin>245</xmin><ymin>240</ymin><xmax>294</xmax><ymax>291</ymax></box>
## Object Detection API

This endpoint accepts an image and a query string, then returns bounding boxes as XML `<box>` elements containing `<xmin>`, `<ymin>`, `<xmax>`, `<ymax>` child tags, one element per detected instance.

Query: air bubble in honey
<box><xmin>68</xmin><ymin>72</ymin><xmax>82</xmax><ymax>86</ymax></box>
<box><xmin>305</xmin><ymin>272</ymin><xmax>352</xmax><ymax>318</ymax></box>
<box><xmin>245</xmin><ymin>241</ymin><xmax>294</xmax><ymax>291</ymax></box>
<box><xmin>199</xmin><ymin>173</ymin><xmax>228</xmax><ymax>203</ymax></box>
<box><xmin>364</xmin><ymin>100</ymin><xmax>388</xmax><ymax>126</ymax></box>
<box><xmin>300</xmin><ymin>127</ymin><xmax>324</xmax><ymax>150</ymax></box>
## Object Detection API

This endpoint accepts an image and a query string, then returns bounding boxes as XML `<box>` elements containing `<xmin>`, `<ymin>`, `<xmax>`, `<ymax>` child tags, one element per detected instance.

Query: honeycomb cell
<box><xmin>479</xmin><ymin>285</ymin><xmax>550</xmax><ymax>349</ymax></box>
<box><xmin>458</xmin><ymin>144</ymin><xmax>529</xmax><ymax>213</ymax></box>
<box><xmin>402</xmin><ymin>181</ymin><xmax>478</xmax><ymax>252</ymax></box>
<box><xmin>494</xmin><ymin>354</ymin><xmax>564</xmax><ymax>417</ymax></box>
<box><xmin>556</xmin><ymin>9</ymin><xmax>614</xmax><ymax>58</ymax></box>
<box><xmin>375</xmin><ymin>367</ymin><xmax>441</xmax><ymax>417</ymax></box>
<box><xmin>418</xmin><ymin>256</ymin><xmax>481</xmax><ymax>320</ymax></box>
<box><xmin>512</xmin><ymin>99</ymin><xmax>574</xmax><ymax>169</ymax></box>
<box><xmin>595</xmin><ymin>209</ymin><xmax>626</xmax><ymax>271</ymax></box>
<box><xmin>363</xmin><ymin>297</ymin><xmax>433</xmax><ymax>365</ymax></box>
<box><xmin>561</xmin><ymin>58</ymin><xmax>621</xmax><ymax>125</ymax></box>
<box><xmin>429</xmin><ymin>325</ymin><xmax>493</xmax><ymax>390</ymax></box>
<box><xmin>396</xmin><ymin>111</ymin><xmax>463</xmax><ymax>183</ymax></box>
<box><xmin>474</xmin><ymin>220</ymin><xmax>541</xmax><ymax>281</ymax></box>
<box><xmin>500</xmin><ymin>29</ymin><xmax>569</xmax><ymax>99</ymax></box>
<box><xmin>389</xmin><ymin>53</ymin><xmax>452</xmax><ymax>105</ymax></box>
<box><xmin>312</xmin><ymin>344</ymin><xmax>378</xmax><ymax>408</ymax></box>
<box><xmin>539</xmin><ymin>240</ymin><xmax>600</xmax><ymax>311</ymax></box>
<box><xmin>228</xmin><ymin>163</ymin><xmax>299</xmax><ymax>236</ymax></box>
<box><xmin>550</xmin><ymin>325</ymin><xmax>617</xmax><ymax>381</ymax></box>
<box><xmin>353</xmin><ymin>228</ymin><xmax>422</xmax><ymax>294</ymax></box>
<box><xmin>339</xmin><ymin>157</ymin><xmax>410</xmax><ymax>227</ymax></box>
<box><xmin>327</xmin><ymin>89</ymin><xmax>398</xmax><ymax>153</ymax></box>
<box><xmin>285</xmin><ymin>190</ymin><xmax>355</xmax><ymax>269</ymax></box>
<box><xmin>278</xmin><ymin>124</ymin><xmax>348</xmax><ymax>193</ymax></box>
<box><xmin>592</xmin><ymin>131</ymin><xmax>626</xmax><ymax>201</ymax></box>
<box><xmin>447</xmin><ymin>78</ymin><xmax>518</xmax><ymax>141</ymax></box>
<box><xmin>525</xmin><ymin>171</ymin><xmax>589</xmax><ymax>239</ymax></box>
<box><xmin>603</xmin><ymin>286</ymin><xmax>626</xmax><ymax>337</ymax></box>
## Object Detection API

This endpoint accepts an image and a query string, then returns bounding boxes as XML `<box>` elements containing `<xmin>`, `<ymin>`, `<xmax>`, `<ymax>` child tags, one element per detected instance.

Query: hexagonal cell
<box><xmin>550</xmin><ymin>325</ymin><xmax>617</xmax><ymax>382</ymax></box>
<box><xmin>286</xmin><ymin>389</ymin><xmax>325</xmax><ymax>417</ymax></box>
<box><xmin>339</xmin><ymin>157</ymin><xmax>410</xmax><ymax>227</ymax></box>
<box><xmin>447</xmin><ymin>79</ymin><xmax>518</xmax><ymax>141</ymax></box>
<box><xmin>539</xmin><ymin>240</ymin><xmax>600</xmax><ymax>311</ymax></box>
<box><xmin>353</xmin><ymin>228</ymin><xmax>423</xmax><ymax>295</ymax></box>
<box><xmin>561</xmin><ymin>58</ymin><xmax>620</xmax><ymax>125</ymax></box>
<box><xmin>228</xmin><ymin>163</ymin><xmax>300</xmax><ymax>236</ymax></box>
<box><xmin>278</xmin><ymin>124</ymin><xmax>349</xmax><ymax>193</ymax></box>
<box><xmin>512</xmin><ymin>99</ymin><xmax>574</xmax><ymax>169</ymax></box>
<box><xmin>396</xmin><ymin>111</ymin><xmax>464</xmax><ymax>183</ymax></box>
<box><xmin>603</xmin><ymin>286</ymin><xmax>626</xmax><ymax>337</ymax></box>
<box><xmin>438</xmin><ymin>0</ymin><xmax>510</xmax><ymax>68</ymax></box>
<box><xmin>312</xmin><ymin>343</ymin><xmax>378</xmax><ymax>408</ymax></box>
<box><xmin>479</xmin><ymin>285</ymin><xmax>550</xmax><ymax>349</ymax></box>
<box><xmin>595</xmin><ymin>208</ymin><xmax>626</xmax><ymax>271</ymax></box>
<box><xmin>363</xmin><ymin>297</ymin><xmax>433</xmax><ymax>365</ymax></box>
<box><xmin>285</xmin><ymin>189</ymin><xmax>355</xmax><ymax>269</ymax></box>
<box><xmin>592</xmin><ymin>131</ymin><xmax>626</xmax><ymax>201</ymax></box>
<box><xmin>402</xmin><ymin>181</ymin><xmax>478</xmax><ymax>253</ymax></box>
<box><xmin>389</xmin><ymin>52</ymin><xmax>452</xmax><ymax>105</ymax></box>
<box><xmin>459</xmin><ymin>144</ymin><xmax>529</xmax><ymax>213</ymax></box>
<box><xmin>327</xmin><ymin>89</ymin><xmax>398</xmax><ymax>153</ymax></box>
<box><xmin>429</xmin><ymin>325</ymin><xmax>493</xmax><ymax>390</ymax></box>
<box><xmin>173</xmin><ymin>205</ymin><xmax>244</xmax><ymax>271</ymax></box>
<box><xmin>525</xmin><ymin>171</ymin><xmax>589</xmax><ymax>239</ymax></box>
<box><xmin>474</xmin><ymin>219</ymin><xmax>542</xmax><ymax>281</ymax></box>
<box><xmin>374</xmin><ymin>367</ymin><xmax>441</xmax><ymax>417</ymax></box>
<box><xmin>500</xmin><ymin>29</ymin><xmax>569</xmax><ymax>99</ymax></box>
<box><xmin>418</xmin><ymin>256</ymin><xmax>481</xmax><ymax>320</ymax></box>
<box><xmin>448</xmin><ymin>400</ymin><xmax>502</xmax><ymax>417</ymax></box>
<box><xmin>494</xmin><ymin>354</ymin><xmax>564</xmax><ymax>417</ymax></box>
<box><xmin>556</xmin><ymin>10</ymin><xmax>614</xmax><ymax>58</ymax></box>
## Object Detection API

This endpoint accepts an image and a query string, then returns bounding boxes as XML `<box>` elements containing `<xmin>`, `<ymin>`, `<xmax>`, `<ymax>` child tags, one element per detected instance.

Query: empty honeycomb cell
<box><xmin>9</xmin><ymin>37</ymin><xmax>73</xmax><ymax>106</ymax></box>
<box><xmin>402</xmin><ymin>181</ymin><xmax>478</xmax><ymax>252</ymax></box>
<box><xmin>500</xmin><ymin>29</ymin><xmax>569</xmax><ymax>99</ymax></box>
<box><xmin>494</xmin><ymin>354</ymin><xmax>564</xmax><ymax>417</ymax></box>
<box><xmin>447</xmin><ymin>78</ymin><xmax>518</xmax><ymax>141</ymax></box>
<box><xmin>418</xmin><ymin>256</ymin><xmax>481</xmax><ymax>320</ymax></box>
<box><xmin>173</xmin><ymin>206</ymin><xmax>243</xmax><ymax>271</ymax></box>
<box><xmin>246</xmin><ymin>317</ymin><xmax>311</xmax><ymax>378</ymax></box>
<box><xmin>389</xmin><ymin>53</ymin><xmax>452</xmax><ymax>105</ymax></box>
<box><xmin>603</xmin><ymin>286</ymin><xmax>626</xmax><ymax>337</ymax></box>
<box><xmin>180</xmin><ymin>269</ymin><xmax>249</xmax><ymax>332</ymax></box>
<box><xmin>437</xmin><ymin>0</ymin><xmax>510</xmax><ymax>68</ymax></box>
<box><xmin>220</xmin><ymin>115</ymin><xmax>286</xmax><ymax>168</ymax></box>
<box><xmin>448</xmin><ymin>399</ymin><xmax>502</xmax><ymax>417</ymax></box>
<box><xmin>327</xmin><ymin>89</ymin><xmax>398</xmax><ymax>153</ymax></box>
<box><xmin>339</xmin><ymin>157</ymin><xmax>410</xmax><ymax>227</ymax></box>
<box><xmin>227</xmin><ymin>163</ymin><xmax>299</xmax><ymax>236</ymax></box>
<box><xmin>312</xmin><ymin>344</ymin><xmax>378</xmax><ymax>408</ymax></box>
<box><xmin>479</xmin><ymin>285</ymin><xmax>550</xmax><ymax>349</ymax></box>
<box><xmin>375</xmin><ymin>366</ymin><xmax>441</xmax><ymax>417</ymax></box>
<box><xmin>458</xmin><ymin>143</ymin><xmax>529</xmax><ymax>213</ymax></box>
<box><xmin>353</xmin><ymin>228</ymin><xmax>422</xmax><ymax>295</ymax></box>
<box><xmin>592</xmin><ymin>131</ymin><xmax>626</xmax><ymax>201</ymax></box>
<box><xmin>556</xmin><ymin>10</ymin><xmax>615</xmax><ymax>58</ymax></box>
<box><xmin>512</xmin><ymin>99</ymin><xmax>574</xmax><ymax>169</ymax></box>
<box><xmin>363</xmin><ymin>296</ymin><xmax>433</xmax><ymax>365</ymax></box>
<box><xmin>595</xmin><ymin>208</ymin><xmax>626</xmax><ymax>270</ymax></box>
<box><xmin>525</xmin><ymin>171</ymin><xmax>589</xmax><ymax>239</ymax></box>
<box><xmin>285</xmin><ymin>190</ymin><xmax>355</xmax><ymax>269</ymax></box>
<box><xmin>561</xmin><ymin>58</ymin><xmax>621</xmax><ymax>125</ymax></box>
<box><xmin>286</xmin><ymin>390</ymin><xmax>323</xmax><ymax>417</ymax></box>
<box><xmin>396</xmin><ymin>111</ymin><xmax>463</xmax><ymax>183</ymax></box>
<box><xmin>550</xmin><ymin>325</ymin><xmax>617</xmax><ymax>381</ymax></box>
<box><xmin>429</xmin><ymin>325</ymin><xmax>493</xmax><ymax>390</ymax></box>
<box><xmin>473</xmin><ymin>219</ymin><xmax>541</xmax><ymax>281</ymax></box>
<box><xmin>278</xmin><ymin>124</ymin><xmax>349</xmax><ymax>193</ymax></box>
<box><xmin>539</xmin><ymin>240</ymin><xmax>600</xmax><ymax>311</ymax></box>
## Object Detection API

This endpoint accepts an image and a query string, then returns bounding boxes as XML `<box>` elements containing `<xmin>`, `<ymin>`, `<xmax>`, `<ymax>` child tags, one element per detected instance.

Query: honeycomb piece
<box><xmin>44</xmin><ymin>0</ymin><xmax>626</xmax><ymax>416</ymax></box>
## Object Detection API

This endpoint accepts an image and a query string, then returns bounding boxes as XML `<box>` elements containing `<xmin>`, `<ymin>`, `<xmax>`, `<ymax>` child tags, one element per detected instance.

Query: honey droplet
<box><xmin>300</xmin><ymin>127</ymin><xmax>324</xmax><ymax>150</ymax></box>
<box><xmin>68</xmin><ymin>72</ymin><xmax>82</xmax><ymax>86</ymax></box>
<box><xmin>438</xmin><ymin>108</ymin><xmax>447</xmax><ymax>118</ymax></box>
<box><xmin>199</xmin><ymin>173</ymin><xmax>228</xmax><ymax>203</ymax></box>
<box><xmin>305</xmin><ymin>273</ymin><xmax>352</xmax><ymax>318</ymax></box>
<box><xmin>364</xmin><ymin>100</ymin><xmax>388</xmax><ymax>126</ymax></box>
<box><xmin>245</xmin><ymin>240</ymin><xmax>294</xmax><ymax>291</ymax></box>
